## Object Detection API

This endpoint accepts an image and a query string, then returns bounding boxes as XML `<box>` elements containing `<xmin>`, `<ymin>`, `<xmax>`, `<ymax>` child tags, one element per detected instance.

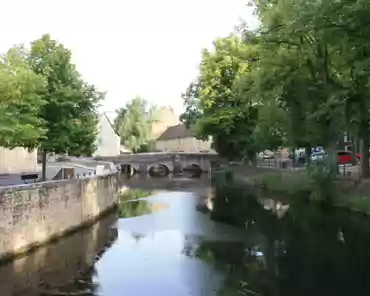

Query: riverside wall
<box><xmin>0</xmin><ymin>173</ymin><xmax>118</xmax><ymax>260</ymax></box>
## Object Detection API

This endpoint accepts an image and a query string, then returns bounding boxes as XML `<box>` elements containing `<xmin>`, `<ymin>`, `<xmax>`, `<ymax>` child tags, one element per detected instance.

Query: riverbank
<box><xmin>213</xmin><ymin>163</ymin><xmax>370</xmax><ymax>215</ymax></box>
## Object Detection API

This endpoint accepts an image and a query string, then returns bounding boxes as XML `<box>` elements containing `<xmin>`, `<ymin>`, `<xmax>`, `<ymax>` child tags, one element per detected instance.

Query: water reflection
<box><xmin>118</xmin><ymin>189</ymin><xmax>169</xmax><ymax>218</ymax></box>
<box><xmin>118</xmin><ymin>200</ymin><xmax>169</xmax><ymax>218</ymax></box>
<box><xmin>0</xmin><ymin>212</ymin><xmax>117</xmax><ymax>296</ymax></box>
<box><xmin>93</xmin><ymin>190</ymin><xmax>244</xmax><ymax>296</ymax></box>
<box><xmin>205</xmin><ymin>181</ymin><xmax>370</xmax><ymax>296</ymax></box>
<box><xmin>3</xmin><ymin>176</ymin><xmax>370</xmax><ymax>296</ymax></box>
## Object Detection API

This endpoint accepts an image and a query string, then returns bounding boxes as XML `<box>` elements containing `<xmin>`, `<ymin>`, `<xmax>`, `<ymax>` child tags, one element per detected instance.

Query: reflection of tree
<box><xmin>206</xmin><ymin>182</ymin><xmax>370</xmax><ymax>296</ymax></box>
<box><xmin>118</xmin><ymin>200</ymin><xmax>153</xmax><ymax>218</ymax></box>
<box><xmin>118</xmin><ymin>189</ymin><xmax>153</xmax><ymax>202</ymax></box>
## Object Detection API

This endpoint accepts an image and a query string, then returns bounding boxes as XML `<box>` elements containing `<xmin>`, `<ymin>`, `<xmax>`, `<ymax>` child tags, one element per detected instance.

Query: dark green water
<box><xmin>2</xmin><ymin>176</ymin><xmax>370</xmax><ymax>296</ymax></box>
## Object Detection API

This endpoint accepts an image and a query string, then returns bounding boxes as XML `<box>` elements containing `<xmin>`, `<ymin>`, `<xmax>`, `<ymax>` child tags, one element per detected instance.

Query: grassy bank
<box><xmin>212</xmin><ymin>163</ymin><xmax>370</xmax><ymax>216</ymax></box>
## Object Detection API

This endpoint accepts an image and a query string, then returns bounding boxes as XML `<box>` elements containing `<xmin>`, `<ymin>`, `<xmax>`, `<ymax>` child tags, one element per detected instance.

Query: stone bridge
<box><xmin>96</xmin><ymin>152</ymin><xmax>219</xmax><ymax>174</ymax></box>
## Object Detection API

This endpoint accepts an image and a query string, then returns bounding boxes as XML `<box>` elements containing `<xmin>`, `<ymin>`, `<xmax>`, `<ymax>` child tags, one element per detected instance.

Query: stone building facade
<box><xmin>155</xmin><ymin>124</ymin><xmax>213</xmax><ymax>153</ymax></box>
<box><xmin>151</xmin><ymin>107</ymin><xmax>180</xmax><ymax>140</ymax></box>
<box><xmin>0</xmin><ymin>147</ymin><xmax>37</xmax><ymax>175</ymax></box>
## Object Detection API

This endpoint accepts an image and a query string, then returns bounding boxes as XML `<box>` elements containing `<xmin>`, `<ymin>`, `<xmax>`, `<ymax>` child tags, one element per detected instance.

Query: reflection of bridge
<box><xmin>96</xmin><ymin>152</ymin><xmax>219</xmax><ymax>174</ymax></box>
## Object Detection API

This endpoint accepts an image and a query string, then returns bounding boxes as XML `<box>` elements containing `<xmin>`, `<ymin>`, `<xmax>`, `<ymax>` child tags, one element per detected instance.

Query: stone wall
<box><xmin>0</xmin><ymin>173</ymin><xmax>118</xmax><ymax>260</ymax></box>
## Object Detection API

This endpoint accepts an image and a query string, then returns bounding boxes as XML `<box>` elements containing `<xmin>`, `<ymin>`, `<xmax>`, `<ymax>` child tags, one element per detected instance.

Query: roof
<box><xmin>156</xmin><ymin>124</ymin><xmax>195</xmax><ymax>141</ymax></box>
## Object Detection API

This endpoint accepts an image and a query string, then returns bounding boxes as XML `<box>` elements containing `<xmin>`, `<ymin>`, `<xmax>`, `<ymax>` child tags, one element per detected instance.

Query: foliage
<box><xmin>114</xmin><ymin>107</ymin><xmax>126</xmax><ymax>133</ymax></box>
<box><xmin>28</xmin><ymin>34</ymin><xmax>101</xmax><ymax>157</ymax></box>
<box><xmin>179</xmin><ymin>78</ymin><xmax>201</xmax><ymax>128</ymax></box>
<box><xmin>253</xmin><ymin>99</ymin><xmax>288</xmax><ymax>151</ymax></box>
<box><xmin>136</xmin><ymin>140</ymin><xmax>158</xmax><ymax>153</ymax></box>
<box><xmin>181</xmin><ymin>35</ymin><xmax>261</xmax><ymax>160</ymax></box>
<box><xmin>181</xmin><ymin>0</ymin><xmax>370</xmax><ymax>178</ymax></box>
<box><xmin>115</xmin><ymin>96</ymin><xmax>157</xmax><ymax>152</ymax></box>
<box><xmin>253</xmin><ymin>0</ymin><xmax>370</xmax><ymax>176</ymax></box>
<box><xmin>0</xmin><ymin>46</ymin><xmax>47</xmax><ymax>148</ymax></box>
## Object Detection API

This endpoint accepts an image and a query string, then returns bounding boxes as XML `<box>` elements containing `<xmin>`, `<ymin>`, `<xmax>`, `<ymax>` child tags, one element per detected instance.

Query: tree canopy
<box><xmin>28</xmin><ymin>34</ymin><xmax>101</xmax><ymax>157</ymax></box>
<box><xmin>0</xmin><ymin>46</ymin><xmax>46</xmax><ymax>149</ymax></box>
<box><xmin>0</xmin><ymin>34</ymin><xmax>103</xmax><ymax>180</ymax></box>
<box><xmin>181</xmin><ymin>0</ymin><xmax>370</xmax><ymax>176</ymax></box>
<box><xmin>114</xmin><ymin>96</ymin><xmax>158</xmax><ymax>153</ymax></box>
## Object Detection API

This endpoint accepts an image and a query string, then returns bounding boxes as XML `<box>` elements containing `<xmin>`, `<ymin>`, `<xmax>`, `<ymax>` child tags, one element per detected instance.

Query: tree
<box><xmin>114</xmin><ymin>107</ymin><xmax>126</xmax><ymax>133</ymax></box>
<box><xmin>115</xmin><ymin>96</ymin><xmax>156</xmax><ymax>152</ymax></box>
<box><xmin>179</xmin><ymin>78</ymin><xmax>201</xmax><ymax>128</ymax></box>
<box><xmin>254</xmin><ymin>0</ymin><xmax>370</xmax><ymax>175</ymax></box>
<box><xmin>182</xmin><ymin>34</ymin><xmax>261</xmax><ymax>160</ymax></box>
<box><xmin>251</xmin><ymin>0</ymin><xmax>349</xmax><ymax>172</ymax></box>
<box><xmin>0</xmin><ymin>46</ymin><xmax>46</xmax><ymax>149</ymax></box>
<box><xmin>253</xmin><ymin>100</ymin><xmax>288</xmax><ymax>152</ymax></box>
<box><xmin>28</xmin><ymin>34</ymin><xmax>101</xmax><ymax>180</ymax></box>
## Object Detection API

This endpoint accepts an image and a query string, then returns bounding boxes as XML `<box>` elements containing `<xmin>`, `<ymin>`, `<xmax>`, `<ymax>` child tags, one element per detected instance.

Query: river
<box><xmin>2</xmin><ymin>175</ymin><xmax>370</xmax><ymax>295</ymax></box>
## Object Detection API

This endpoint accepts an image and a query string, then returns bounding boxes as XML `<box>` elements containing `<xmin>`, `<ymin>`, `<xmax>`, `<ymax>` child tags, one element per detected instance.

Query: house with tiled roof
<box><xmin>155</xmin><ymin>124</ymin><xmax>213</xmax><ymax>152</ymax></box>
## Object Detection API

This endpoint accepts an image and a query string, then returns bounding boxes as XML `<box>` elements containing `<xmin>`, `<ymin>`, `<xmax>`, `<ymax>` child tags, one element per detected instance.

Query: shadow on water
<box><xmin>0</xmin><ymin>212</ymin><xmax>117</xmax><ymax>296</ymax></box>
<box><xmin>201</xmin><ymin>180</ymin><xmax>370</xmax><ymax>296</ymax></box>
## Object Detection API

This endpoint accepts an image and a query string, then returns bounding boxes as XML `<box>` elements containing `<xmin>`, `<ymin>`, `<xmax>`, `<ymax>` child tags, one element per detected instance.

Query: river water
<box><xmin>2</xmin><ymin>175</ymin><xmax>370</xmax><ymax>295</ymax></box>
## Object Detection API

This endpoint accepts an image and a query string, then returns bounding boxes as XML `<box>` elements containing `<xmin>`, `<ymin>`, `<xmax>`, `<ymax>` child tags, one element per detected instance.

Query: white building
<box><xmin>94</xmin><ymin>113</ymin><xmax>121</xmax><ymax>157</ymax></box>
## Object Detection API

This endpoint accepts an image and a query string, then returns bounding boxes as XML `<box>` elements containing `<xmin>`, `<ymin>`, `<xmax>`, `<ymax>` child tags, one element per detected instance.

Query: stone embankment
<box><xmin>0</xmin><ymin>173</ymin><xmax>118</xmax><ymax>261</ymax></box>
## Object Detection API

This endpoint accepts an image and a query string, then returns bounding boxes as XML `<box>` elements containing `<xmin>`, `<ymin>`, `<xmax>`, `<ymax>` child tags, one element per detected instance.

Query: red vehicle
<box><xmin>337</xmin><ymin>150</ymin><xmax>361</xmax><ymax>165</ymax></box>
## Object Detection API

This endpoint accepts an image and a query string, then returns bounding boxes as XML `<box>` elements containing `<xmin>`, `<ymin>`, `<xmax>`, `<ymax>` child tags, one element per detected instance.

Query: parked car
<box><xmin>310</xmin><ymin>150</ymin><xmax>359</xmax><ymax>165</ymax></box>
<box><xmin>311</xmin><ymin>151</ymin><xmax>327</xmax><ymax>163</ymax></box>
<box><xmin>258</xmin><ymin>150</ymin><xmax>275</xmax><ymax>160</ymax></box>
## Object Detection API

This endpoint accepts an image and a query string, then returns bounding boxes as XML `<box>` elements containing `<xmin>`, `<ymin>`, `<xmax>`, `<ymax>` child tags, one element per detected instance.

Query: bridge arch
<box><xmin>182</xmin><ymin>164</ymin><xmax>202</xmax><ymax>178</ymax></box>
<box><xmin>148</xmin><ymin>164</ymin><xmax>170</xmax><ymax>177</ymax></box>
<box><xmin>120</xmin><ymin>164</ymin><xmax>137</xmax><ymax>176</ymax></box>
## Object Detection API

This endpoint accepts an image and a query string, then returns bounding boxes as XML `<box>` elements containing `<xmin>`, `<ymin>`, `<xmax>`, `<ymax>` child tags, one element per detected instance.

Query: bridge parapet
<box><xmin>96</xmin><ymin>152</ymin><xmax>218</xmax><ymax>173</ymax></box>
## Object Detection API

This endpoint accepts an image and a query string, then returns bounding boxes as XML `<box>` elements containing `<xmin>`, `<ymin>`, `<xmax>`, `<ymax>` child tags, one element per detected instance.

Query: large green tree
<box><xmin>247</xmin><ymin>0</ymin><xmax>349</xmax><ymax>172</ymax></box>
<box><xmin>115</xmin><ymin>96</ymin><xmax>157</xmax><ymax>152</ymax></box>
<box><xmin>28</xmin><ymin>34</ymin><xmax>101</xmax><ymax>180</ymax></box>
<box><xmin>182</xmin><ymin>35</ymin><xmax>261</xmax><ymax>160</ymax></box>
<box><xmin>254</xmin><ymin>0</ymin><xmax>370</xmax><ymax>175</ymax></box>
<box><xmin>0</xmin><ymin>46</ymin><xmax>46</xmax><ymax>149</ymax></box>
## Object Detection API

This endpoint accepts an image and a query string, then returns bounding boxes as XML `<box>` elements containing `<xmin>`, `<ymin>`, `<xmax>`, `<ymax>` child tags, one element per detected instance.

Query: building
<box><xmin>94</xmin><ymin>113</ymin><xmax>121</xmax><ymax>157</ymax></box>
<box><xmin>155</xmin><ymin>124</ymin><xmax>213</xmax><ymax>152</ymax></box>
<box><xmin>0</xmin><ymin>147</ymin><xmax>37</xmax><ymax>175</ymax></box>
<box><xmin>151</xmin><ymin>106</ymin><xmax>180</xmax><ymax>140</ymax></box>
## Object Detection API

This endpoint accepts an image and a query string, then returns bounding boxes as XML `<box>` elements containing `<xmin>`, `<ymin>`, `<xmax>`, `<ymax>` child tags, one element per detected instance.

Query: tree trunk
<box><xmin>360</xmin><ymin>137</ymin><xmax>370</xmax><ymax>178</ymax></box>
<box><xmin>305</xmin><ymin>145</ymin><xmax>312</xmax><ymax>167</ymax></box>
<box><xmin>42</xmin><ymin>151</ymin><xmax>47</xmax><ymax>181</ymax></box>
<box><xmin>326</xmin><ymin>142</ymin><xmax>339</xmax><ymax>176</ymax></box>
<box><xmin>350</xmin><ymin>133</ymin><xmax>357</xmax><ymax>165</ymax></box>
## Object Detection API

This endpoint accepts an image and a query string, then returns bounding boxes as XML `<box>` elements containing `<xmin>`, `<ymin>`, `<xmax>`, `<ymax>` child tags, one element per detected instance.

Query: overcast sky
<box><xmin>1</xmin><ymin>0</ymin><xmax>256</xmax><ymax>116</ymax></box>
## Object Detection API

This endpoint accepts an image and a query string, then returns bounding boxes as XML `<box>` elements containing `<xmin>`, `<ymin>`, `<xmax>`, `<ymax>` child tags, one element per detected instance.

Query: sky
<box><xmin>0</xmin><ymin>0</ymin><xmax>257</xmax><ymax>117</ymax></box>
